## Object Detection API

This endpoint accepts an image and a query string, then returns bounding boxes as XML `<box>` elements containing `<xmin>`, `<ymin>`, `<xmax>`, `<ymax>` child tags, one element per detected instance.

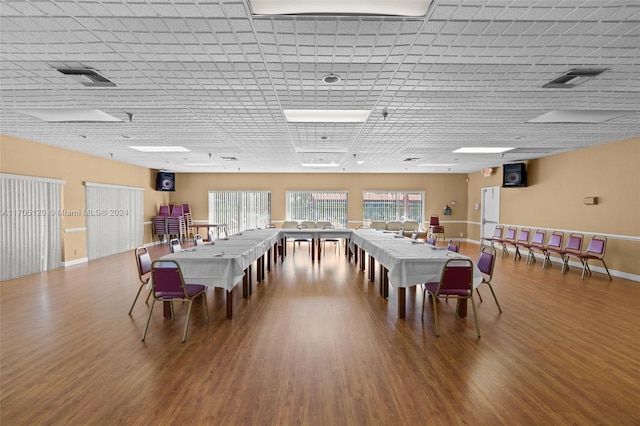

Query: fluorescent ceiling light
<box><xmin>453</xmin><ymin>147</ymin><xmax>514</xmax><ymax>154</ymax></box>
<box><xmin>129</xmin><ymin>146</ymin><xmax>191</xmax><ymax>152</ymax></box>
<box><xmin>284</xmin><ymin>110</ymin><xmax>370</xmax><ymax>123</ymax></box>
<box><xmin>357</xmin><ymin>161</ymin><xmax>365</xmax><ymax>165</ymax></box>
<box><xmin>249</xmin><ymin>0</ymin><xmax>432</xmax><ymax>16</ymax></box>
<box><xmin>527</xmin><ymin>110</ymin><xmax>635</xmax><ymax>123</ymax></box>
<box><xmin>295</xmin><ymin>147</ymin><xmax>348</xmax><ymax>153</ymax></box>
<box><xmin>301</xmin><ymin>162</ymin><xmax>340</xmax><ymax>168</ymax></box>
<box><xmin>416</xmin><ymin>163</ymin><xmax>456</xmax><ymax>167</ymax></box>
<box><xmin>15</xmin><ymin>109</ymin><xmax>121</xmax><ymax>122</ymax></box>
<box><xmin>184</xmin><ymin>163</ymin><xmax>222</xmax><ymax>167</ymax></box>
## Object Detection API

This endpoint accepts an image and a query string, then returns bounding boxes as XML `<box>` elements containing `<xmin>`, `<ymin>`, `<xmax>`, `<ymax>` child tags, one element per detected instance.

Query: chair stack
<box><xmin>152</xmin><ymin>204</ymin><xmax>171</xmax><ymax>244</ymax></box>
<box><xmin>166</xmin><ymin>204</ymin><xmax>187</xmax><ymax>241</ymax></box>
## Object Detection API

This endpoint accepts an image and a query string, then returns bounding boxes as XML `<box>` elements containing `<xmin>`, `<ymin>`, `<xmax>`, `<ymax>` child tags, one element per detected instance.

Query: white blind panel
<box><xmin>208</xmin><ymin>191</ymin><xmax>271</xmax><ymax>235</ymax></box>
<box><xmin>0</xmin><ymin>174</ymin><xmax>62</xmax><ymax>280</ymax></box>
<box><xmin>286</xmin><ymin>191</ymin><xmax>348</xmax><ymax>228</ymax></box>
<box><xmin>362</xmin><ymin>191</ymin><xmax>424</xmax><ymax>224</ymax></box>
<box><xmin>85</xmin><ymin>184</ymin><xmax>143</xmax><ymax>260</ymax></box>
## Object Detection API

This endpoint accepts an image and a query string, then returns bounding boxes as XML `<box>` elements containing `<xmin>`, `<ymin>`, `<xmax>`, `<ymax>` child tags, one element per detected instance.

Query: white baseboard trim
<box><xmin>63</xmin><ymin>257</ymin><xmax>88</xmax><ymax>267</ymax></box>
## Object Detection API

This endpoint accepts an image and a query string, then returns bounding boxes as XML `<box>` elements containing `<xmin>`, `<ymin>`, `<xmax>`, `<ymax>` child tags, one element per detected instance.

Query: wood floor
<box><xmin>1</xmin><ymin>240</ymin><xmax>639</xmax><ymax>425</ymax></box>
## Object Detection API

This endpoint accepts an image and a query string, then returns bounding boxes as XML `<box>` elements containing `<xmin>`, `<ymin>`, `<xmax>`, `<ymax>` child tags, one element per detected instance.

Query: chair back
<box><xmin>585</xmin><ymin>235</ymin><xmax>607</xmax><ymax>258</ymax></box>
<box><xmin>386</xmin><ymin>221</ymin><xmax>403</xmax><ymax>231</ymax></box>
<box><xmin>297</xmin><ymin>224</ymin><xmax>308</xmax><ymax>229</ymax></box>
<box><xmin>281</xmin><ymin>221</ymin><xmax>299</xmax><ymax>229</ymax></box>
<box><xmin>169</xmin><ymin>238</ymin><xmax>182</xmax><ymax>253</ymax></box>
<box><xmin>323</xmin><ymin>224</ymin><xmax>335</xmax><ymax>229</ymax></box>
<box><xmin>301</xmin><ymin>221</ymin><xmax>316</xmax><ymax>229</ymax></box>
<box><xmin>370</xmin><ymin>221</ymin><xmax>387</xmax><ymax>230</ymax></box>
<box><xmin>265</xmin><ymin>224</ymin><xmax>277</xmax><ymax>228</ymax></box>
<box><xmin>135</xmin><ymin>246</ymin><xmax>152</xmax><ymax>284</ymax></box>
<box><xmin>547</xmin><ymin>231</ymin><xmax>564</xmax><ymax>250</ymax></box>
<box><xmin>158</xmin><ymin>204</ymin><xmax>170</xmax><ymax>216</ymax></box>
<box><xmin>194</xmin><ymin>234</ymin><xmax>204</xmax><ymax>246</ymax></box>
<box><xmin>426</xmin><ymin>237</ymin><xmax>436</xmax><ymax>245</ymax></box>
<box><xmin>447</xmin><ymin>241</ymin><xmax>460</xmax><ymax>253</ymax></box>
<box><xmin>358</xmin><ymin>224</ymin><xmax>370</xmax><ymax>229</ymax></box>
<box><xmin>516</xmin><ymin>228</ymin><xmax>531</xmax><ymax>245</ymax></box>
<box><xmin>477</xmin><ymin>246</ymin><xmax>496</xmax><ymax>281</ymax></box>
<box><xmin>492</xmin><ymin>225</ymin><xmax>504</xmax><ymax>239</ymax></box>
<box><xmin>411</xmin><ymin>230</ymin><xmax>418</xmax><ymax>240</ymax></box>
<box><xmin>171</xmin><ymin>204</ymin><xmax>183</xmax><ymax>217</ymax></box>
<box><xmin>151</xmin><ymin>260</ymin><xmax>187</xmax><ymax>297</ymax></box>
<box><xmin>504</xmin><ymin>226</ymin><xmax>517</xmax><ymax>242</ymax></box>
<box><xmin>434</xmin><ymin>259</ymin><xmax>473</xmax><ymax>295</ymax></box>
<box><xmin>565</xmin><ymin>233</ymin><xmax>583</xmax><ymax>254</ymax></box>
<box><xmin>531</xmin><ymin>229</ymin><xmax>546</xmax><ymax>247</ymax></box>
<box><xmin>403</xmin><ymin>221</ymin><xmax>420</xmax><ymax>231</ymax></box>
<box><xmin>429</xmin><ymin>215</ymin><xmax>440</xmax><ymax>226</ymax></box>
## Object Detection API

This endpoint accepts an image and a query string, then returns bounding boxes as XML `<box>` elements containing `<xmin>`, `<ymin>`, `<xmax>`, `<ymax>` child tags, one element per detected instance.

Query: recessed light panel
<box><xmin>295</xmin><ymin>147</ymin><xmax>348</xmax><ymax>153</ymax></box>
<box><xmin>527</xmin><ymin>110</ymin><xmax>635</xmax><ymax>123</ymax></box>
<box><xmin>416</xmin><ymin>163</ymin><xmax>456</xmax><ymax>167</ymax></box>
<box><xmin>284</xmin><ymin>110</ymin><xmax>370</xmax><ymax>123</ymax></box>
<box><xmin>15</xmin><ymin>109</ymin><xmax>121</xmax><ymax>122</ymax></box>
<box><xmin>453</xmin><ymin>147</ymin><xmax>514</xmax><ymax>154</ymax></box>
<box><xmin>301</xmin><ymin>162</ymin><xmax>340</xmax><ymax>168</ymax></box>
<box><xmin>129</xmin><ymin>146</ymin><xmax>191</xmax><ymax>152</ymax></box>
<box><xmin>249</xmin><ymin>0</ymin><xmax>432</xmax><ymax>16</ymax></box>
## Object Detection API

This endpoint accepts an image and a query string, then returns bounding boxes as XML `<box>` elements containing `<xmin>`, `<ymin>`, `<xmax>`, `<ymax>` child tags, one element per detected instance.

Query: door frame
<box><xmin>481</xmin><ymin>186</ymin><xmax>501</xmax><ymax>241</ymax></box>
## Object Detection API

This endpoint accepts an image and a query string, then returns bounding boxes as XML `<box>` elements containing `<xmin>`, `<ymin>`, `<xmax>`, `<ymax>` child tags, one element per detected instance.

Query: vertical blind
<box><xmin>362</xmin><ymin>191</ymin><xmax>424</xmax><ymax>223</ymax></box>
<box><xmin>208</xmin><ymin>191</ymin><xmax>271</xmax><ymax>235</ymax></box>
<box><xmin>85</xmin><ymin>182</ymin><xmax>143</xmax><ymax>260</ymax></box>
<box><xmin>286</xmin><ymin>191</ymin><xmax>348</xmax><ymax>228</ymax></box>
<box><xmin>0</xmin><ymin>173</ymin><xmax>63</xmax><ymax>280</ymax></box>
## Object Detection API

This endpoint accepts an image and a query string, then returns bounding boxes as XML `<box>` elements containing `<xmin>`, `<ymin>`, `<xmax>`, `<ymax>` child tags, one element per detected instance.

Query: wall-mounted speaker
<box><xmin>502</xmin><ymin>163</ymin><xmax>527</xmax><ymax>187</ymax></box>
<box><xmin>156</xmin><ymin>172</ymin><xmax>175</xmax><ymax>191</ymax></box>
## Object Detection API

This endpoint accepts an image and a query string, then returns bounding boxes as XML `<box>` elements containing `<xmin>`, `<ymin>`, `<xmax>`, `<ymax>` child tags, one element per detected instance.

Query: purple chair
<box><xmin>542</xmin><ymin>231</ymin><xmax>564</xmax><ymax>269</ymax></box>
<box><xmin>426</xmin><ymin>236</ymin><xmax>436</xmax><ymax>246</ymax></box>
<box><xmin>568</xmin><ymin>235</ymin><xmax>611</xmax><ymax>280</ymax></box>
<box><xmin>559</xmin><ymin>233</ymin><xmax>584</xmax><ymax>273</ymax></box>
<box><xmin>142</xmin><ymin>260</ymin><xmax>208</xmax><ymax>342</ymax></box>
<box><xmin>447</xmin><ymin>240</ymin><xmax>460</xmax><ymax>253</ymax></box>
<box><xmin>129</xmin><ymin>246</ymin><xmax>153</xmax><ymax>315</ymax></box>
<box><xmin>512</xmin><ymin>228</ymin><xmax>531</xmax><ymax>261</ymax></box>
<box><xmin>422</xmin><ymin>258</ymin><xmax>480</xmax><ymax>338</ymax></box>
<box><xmin>481</xmin><ymin>225</ymin><xmax>503</xmax><ymax>249</ymax></box>
<box><xmin>475</xmin><ymin>246</ymin><xmax>502</xmax><ymax>313</ymax></box>
<box><xmin>519</xmin><ymin>229</ymin><xmax>546</xmax><ymax>265</ymax></box>
<box><xmin>495</xmin><ymin>226</ymin><xmax>517</xmax><ymax>258</ymax></box>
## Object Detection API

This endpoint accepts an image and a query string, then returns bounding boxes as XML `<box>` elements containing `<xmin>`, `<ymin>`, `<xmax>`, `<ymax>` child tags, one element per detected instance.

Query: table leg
<box><xmin>243</xmin><ymin>270</ymin><xmax>248</xmax><ymax>298</ymax></box>
<box><xmin>382</xmin><ymin>267</ymin><xmax>388</xmax><ymax>298</ymax></box>
<box><xmin>163</xmin><ymin>301</ymin><xmax>172</xmax><ymax>318</ymax></box>
<box><xmin>267</xmin><ymin>248</ymin><xmax>272</xmax><ymax>271</ymax></box>
<box><xmin>226</xmin><ymin>289</ymin><xmax>233</xmax><ymax>319</ymax></box>
<box><xmin>369</xmin><ymin>256</ymin><xmax>375</xmax><ymax>282</ymax></box>
<box><xmin>353</xmin><ymin>243</ymin><xmax>358</xmax><ymax>264</ymax></box>
<box><xmin>311</xmin><ymin>238</ymin><xmax>316</xmax><ymax>262</ymax></box>
<box><xmin>456</xmin><ymin>298</ymin><xmax>468</xmax><ymax>318</ymax></box>
<box><xmin>359</xmin><ymin>248</ymin><xmax>366</xmax><ymax>271</ymax></box>
<box><xmin>397</xmin><ymin>287</ymin><xmax>406</xmax><ymax>318</ymax></box>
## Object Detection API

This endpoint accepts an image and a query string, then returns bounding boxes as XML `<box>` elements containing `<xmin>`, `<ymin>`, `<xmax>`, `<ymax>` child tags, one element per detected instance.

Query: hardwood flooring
<box><xmin>1</xmin><ymin>241</ymin><xmax>639</xmax><ymax>425</ymax></box>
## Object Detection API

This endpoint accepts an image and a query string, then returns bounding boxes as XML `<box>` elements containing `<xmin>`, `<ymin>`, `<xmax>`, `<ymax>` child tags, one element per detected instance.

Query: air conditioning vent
<box><xmin>542</xmin><ymin>69</ymin><xmax>606</xmax><ymax>89</ymax></box>
<box><xmin>57</xmin><ymin>68</ymin><xmax>116</xmax><ymax>87</ymax></box>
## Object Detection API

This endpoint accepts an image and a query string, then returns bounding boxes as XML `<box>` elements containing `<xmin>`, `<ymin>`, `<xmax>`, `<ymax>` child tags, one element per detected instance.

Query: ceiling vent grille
<box><xmin>57</xmin><ymin>68</ymin><xmax>116</xmax><ymax>87</ymax></box>
<box><xmin>542</xmin><ymin>69</ymin><xmax>606</xmax><ymax>89</ymax></box>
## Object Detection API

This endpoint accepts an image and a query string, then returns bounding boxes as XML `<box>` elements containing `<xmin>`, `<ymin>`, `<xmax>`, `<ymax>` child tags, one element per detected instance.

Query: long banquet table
<box><xmin>278</xmin><ymin>228</ymin><xmax>353</xmax><ymax>260</ymax></box>
<box><xmin>159</xmin><ymin>228</ymin><xmax>280</xmax><ymax>318</ymax></box>
<box><xmin>350</xmin><ymin>229</ymin><xmax>483</xmax><ymax>318</ymax></box>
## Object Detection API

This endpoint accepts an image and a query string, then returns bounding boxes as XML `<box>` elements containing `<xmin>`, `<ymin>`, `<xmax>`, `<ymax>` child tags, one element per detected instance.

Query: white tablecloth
<box><xmin>159</xmin><ymin>229</ymin><xmax>280</xmax><ymax>291</ymax></box>
<box><xmin>350</xmin><ymin>229</ymin><xmax>483</xmax><ymax>288</ymax></box>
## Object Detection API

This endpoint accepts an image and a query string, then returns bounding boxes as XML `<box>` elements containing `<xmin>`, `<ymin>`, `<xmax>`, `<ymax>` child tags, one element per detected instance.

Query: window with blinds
<box><xmin>362</xmin><ymin>191</ymin><xmax>424</xmax><ymax>224</ymax></box>
<box><xmin>0</xmin><ymin>173</ymin><xmax>64</xmax><ymax>280</ymax></box>
<box><xmin>208</xmin><ymin>191</ymin><xmax>271</xmax><ymax>235</ymax></box>
<box><xmin>286</xmin><ymin>191</ymin><xmax>348</xmax><ymax>228</ymax></box>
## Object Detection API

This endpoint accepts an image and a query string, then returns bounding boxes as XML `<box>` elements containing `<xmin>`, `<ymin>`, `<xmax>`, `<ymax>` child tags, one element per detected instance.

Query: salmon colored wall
<box><xmin>466</xmin><ymin>137</ymin><xmax>640</xmax><ymax>277</ymax></box>
<box><xmin>0</xmin><ymin>135</ymin><xmax>169</xmax><ymax>261</ymax></box>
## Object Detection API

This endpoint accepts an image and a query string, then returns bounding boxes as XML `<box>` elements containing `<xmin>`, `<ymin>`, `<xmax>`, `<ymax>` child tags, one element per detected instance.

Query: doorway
<box><xmin>481</xmin><ymin>186</ymin><xmax>500</xmax><ymax>241</ymax></box>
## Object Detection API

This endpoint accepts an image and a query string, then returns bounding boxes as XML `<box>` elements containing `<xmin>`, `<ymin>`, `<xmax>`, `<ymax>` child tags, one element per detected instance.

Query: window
<box><xmin>286</xmin><ymin>191</ymin><xmax>348</xmax><ymax>228</ymax></box>
<box><xmin>362</xmin><ymin>191</ymin><xmax>423</xmax><ymax>224</ymax></box>
<box><xmin>208</xmin><ymin>191</ymin><xmax>271</xmax><ymax>235</ymax></box>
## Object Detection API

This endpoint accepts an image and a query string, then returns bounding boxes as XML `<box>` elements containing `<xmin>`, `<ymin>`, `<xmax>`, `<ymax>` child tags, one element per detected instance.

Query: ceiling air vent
<box><xmin>57</xmin><ymin>68</ymin><xmax>116</xmax><ymax>87</ymax></box>
<box><xmin>221</xmin><ymin>156</ymin><xmax>239</xmax><ymax>161</ymax></box>
<box><xmin>542</xmin><ymin>69</ymin><xmax>606</xmax><ymax>89</ymax></box>
<box><xmin>403</xmin><ymin>157</ymin><xmax>421</xmax><ymax>162</ymax></box>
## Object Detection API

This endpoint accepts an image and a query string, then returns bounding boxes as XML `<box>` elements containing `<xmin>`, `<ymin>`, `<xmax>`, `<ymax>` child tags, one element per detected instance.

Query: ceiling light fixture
<box><xmin>301</xmin><ymin>162</ymin><xmax>340</xmax><ymax>168</ymax></box>
<box><xmin>295</xmin><ymin>147</ymin><xmax>348</xmax><ymax>153</ymax></box>
<box><xmin>527</xmin><ymin>110</ymin><xmax>635</xmax><ymax>123</ymax></box>
<box><xmin>128</xmin><ymin>146</ymin><xmax>191</xmax><ymax>152</ymax></box>
<box><xmin>453</xmin><ymin>147</ymin><xmax>514</xmax><ymax>154</ymax></box>
<box><xmin>57</xmin><ymin>68</ymin><xmax>116</xmax><ymax>87</ymax></box>
<box><xmin>15</xmin><ymin>109</ymin><xmax>121</xmax><ymax>122</ymax></box>
<box><xmin>284</xmin><ymin>110</ymin><xmax>370</xmax><ymax>123</ymax></box>
<box><xmin>249</xmin><ymin>0</ymin><xmax>433</xmax><ymax>17</ymax></box>
<box><xmin>416</xmin><ymin>163</ymin><xmax>456</xmax><ymax>167</ymax></box>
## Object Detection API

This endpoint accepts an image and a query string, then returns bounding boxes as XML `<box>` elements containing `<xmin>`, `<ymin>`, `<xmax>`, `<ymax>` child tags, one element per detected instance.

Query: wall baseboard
<box><xmin>63</xmin><ymin>257</ymin><xmax>88</xmax><ymax>267</ymax></box>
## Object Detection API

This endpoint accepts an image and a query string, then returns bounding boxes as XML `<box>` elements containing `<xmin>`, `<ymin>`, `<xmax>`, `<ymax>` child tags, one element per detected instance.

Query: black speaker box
<box><xmin>502</xmin><ymin>163</ymin><xmax>527</xmax><ymax>187</ymax></box>
<box><xmin>156</xmin><ymin>172</ymin><xmax>175</xmax><ymax>191</ymax></box>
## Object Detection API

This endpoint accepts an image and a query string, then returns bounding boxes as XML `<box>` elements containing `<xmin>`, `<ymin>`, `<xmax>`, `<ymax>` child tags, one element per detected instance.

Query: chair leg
<box><xmin>485</xmin><ymin>282</ymin><xmax>502</xmax><ymax>313</ymax></box>
<box><xmin>145</xmin><ymin>288</ymin><xmax>152</xmax><ymax>303</ymax></box>
<box><xmin>600</xmin><ymin>260</ymin><xmax>612</xmax><ymax>281</ymax></box>
<box><xmin>202</xmin><ymin>293</ymin><xmax>209</xmax><ymax>320</ymax></box>
<box><xmin>476</xmin><ymin>288</ymin><xmax>484</xmax><ymax>302</ymax></box>
<box><xmin>431</xmin><ymin>294</ymin><xmax>440</xmax><ymax>337</ymax></box>
<box><xmin>182</xmin><ymin>300</ymin><xmax>194</xmax><ymax>343</ymax></box>
<box><xmin>141</xmin><ymin>299</ymin><xmax>156</xmax><ymax>341</ymax></box>
<box><xmin>470</xmin><ymin>296</ymin><xmax>481</xmax><ymax>338</ymax></box>
<box><xmin>421</xmin><ymin>287</ymin><xmax>427</xmax><ymax>317</ymax></box>
<box><xmin>128</xmin><ymin>284</ymin><xmax>144</xmax><ymax>315</ymax></box>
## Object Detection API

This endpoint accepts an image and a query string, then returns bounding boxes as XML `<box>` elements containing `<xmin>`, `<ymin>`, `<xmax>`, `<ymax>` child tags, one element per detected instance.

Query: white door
<box><xmin>481</xmin><ymin>187</ymin><xmax>500</xmax><ymax>240</ymax></box>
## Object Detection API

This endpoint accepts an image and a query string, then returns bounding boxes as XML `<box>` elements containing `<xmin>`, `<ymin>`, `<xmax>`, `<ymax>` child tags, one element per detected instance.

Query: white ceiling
<box><xmin>1</xmin><ymin>0</ymin><xmax>639</xmax><ymax>174</ymax></box>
